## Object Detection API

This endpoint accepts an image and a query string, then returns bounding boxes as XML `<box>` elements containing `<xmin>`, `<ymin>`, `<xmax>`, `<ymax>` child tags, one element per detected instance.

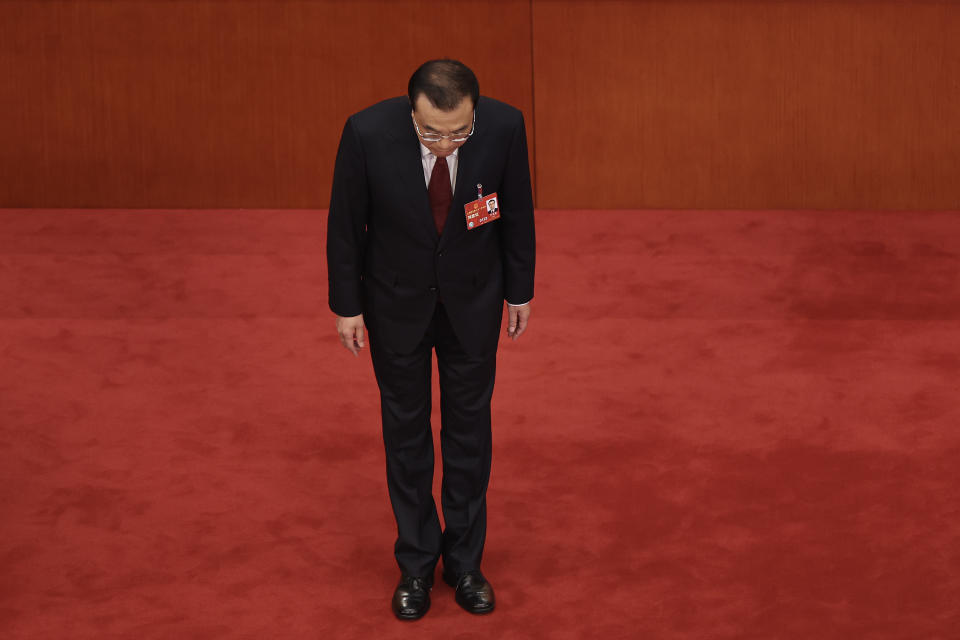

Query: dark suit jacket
<box><xmin>327</xmin><ymin>96</ymin><xmax>536</xmax><ymax>356</ymax></box>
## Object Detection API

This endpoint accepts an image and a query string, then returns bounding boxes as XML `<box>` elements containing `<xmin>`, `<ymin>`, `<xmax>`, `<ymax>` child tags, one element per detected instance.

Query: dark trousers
<box><xmin>369</xmin><ymin>302</ymin><xmax>497</xmax><ymax>578</ymax></box>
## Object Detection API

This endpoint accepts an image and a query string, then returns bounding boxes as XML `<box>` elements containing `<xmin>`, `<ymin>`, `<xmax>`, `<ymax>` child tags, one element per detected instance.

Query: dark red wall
<box><xmin>0</xmin><ymin>0</ymin><xmax>534</xmax><ymax>208</ymax></box>
<box><xmin>2</xmin><ymin>1</ymin><xmax>958</xmax><ymax>209</ymax></box>
<box><xmin>531</xmin><ymin>1</ymin><xmax>960</xmax><ymax>209</ymax></box>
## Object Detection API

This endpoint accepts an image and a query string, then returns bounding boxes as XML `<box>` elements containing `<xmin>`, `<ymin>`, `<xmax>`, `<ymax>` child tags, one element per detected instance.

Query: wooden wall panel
<box><xmin>0</xmin><ymin>0</ymin><xmax>534</xmax><ymax>208</ymax></box>
<box><xmin>532</xmin><ymin>0</ymin><xmax>960</xmax><ymax>210</ymax></box>
<box><xmin>5</xmin><ymin>1</ymin><xmax>960</xmax><ymax>210</ymax></box>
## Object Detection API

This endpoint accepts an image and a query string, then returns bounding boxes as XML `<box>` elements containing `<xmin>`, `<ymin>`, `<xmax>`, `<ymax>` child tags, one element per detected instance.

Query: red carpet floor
<box><xmin>1</xmin><ymin>209</ymin><xmax>959</xmax><ymax>639</ymax></box>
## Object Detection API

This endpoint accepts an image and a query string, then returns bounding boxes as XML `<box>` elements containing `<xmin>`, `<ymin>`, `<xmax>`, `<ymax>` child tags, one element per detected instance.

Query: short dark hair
<box><xmin>408</xmin><ymin>59</ymin><xmax>479</xmax><ymax>111</ymax></box>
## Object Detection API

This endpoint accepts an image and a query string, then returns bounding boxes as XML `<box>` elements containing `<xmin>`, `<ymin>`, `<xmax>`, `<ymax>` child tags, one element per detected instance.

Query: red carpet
<box><xmin>1</xmin><ymin>209</ymin><xmax>958</xmax><ymax>638</ymax></box>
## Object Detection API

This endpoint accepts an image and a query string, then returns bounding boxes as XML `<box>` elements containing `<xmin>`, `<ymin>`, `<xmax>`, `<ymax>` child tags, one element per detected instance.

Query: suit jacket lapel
<box><xmin>388</xmin><ymin>121</ymin><xmax>437</xmax><ymax>241</ymax></box>
<box><xmin>441</xmin><ymin>129</ymin><xmax>483</xmax><ymax>248</ymax></box>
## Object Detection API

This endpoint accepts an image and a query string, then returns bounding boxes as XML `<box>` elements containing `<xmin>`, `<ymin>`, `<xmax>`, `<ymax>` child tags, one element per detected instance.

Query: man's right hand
<box><xmin>336</xmin><ymin>314</ymin><xmax>366</xmax><ymax>356</ymax></box>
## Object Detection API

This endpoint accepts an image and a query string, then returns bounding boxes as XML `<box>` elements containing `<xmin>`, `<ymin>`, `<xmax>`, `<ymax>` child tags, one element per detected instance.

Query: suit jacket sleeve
<box><xmin>499</xmin><ymin>113</ymin><xmax>536</xmax><ymax>305</ymax></box>
<box><xmin>326</xmin><ymin>117</ymin><xmax>369</xmax><ymax>317</ymax></box>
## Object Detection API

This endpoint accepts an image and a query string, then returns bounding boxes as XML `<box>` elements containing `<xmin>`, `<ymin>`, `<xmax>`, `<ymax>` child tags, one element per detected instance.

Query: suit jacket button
<box><xmin>429</xmin><ymin>286</ymin><xmax>438</xmax><ymax>292</ymax></box>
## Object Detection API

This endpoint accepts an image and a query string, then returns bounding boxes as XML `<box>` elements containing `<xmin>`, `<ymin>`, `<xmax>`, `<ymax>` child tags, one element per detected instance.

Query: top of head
<box><xmin>408</xmin><ymin>58</ymin><xmax>479</xmax><ymax>114</ymax></box>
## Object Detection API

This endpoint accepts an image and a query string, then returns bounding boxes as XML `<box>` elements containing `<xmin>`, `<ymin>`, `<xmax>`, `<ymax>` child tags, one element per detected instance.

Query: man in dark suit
<box><xmin>326</xmin><ymin>59</ymin><xmax>535</xmax><ymax>620</ymax></box>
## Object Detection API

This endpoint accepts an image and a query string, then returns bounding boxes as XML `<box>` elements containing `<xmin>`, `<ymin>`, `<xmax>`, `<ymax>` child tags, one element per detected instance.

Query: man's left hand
<box><xmin>507</xmin><ymin>303</ymin><xmax>531</xmax><ymax>341</ymax></box>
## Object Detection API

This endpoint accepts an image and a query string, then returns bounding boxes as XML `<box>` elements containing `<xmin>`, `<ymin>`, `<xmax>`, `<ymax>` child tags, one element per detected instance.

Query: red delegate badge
<box><xmin>464</xmin><ymin>184</ymin><xmax>500</xmax><ymax>230</ymax></box>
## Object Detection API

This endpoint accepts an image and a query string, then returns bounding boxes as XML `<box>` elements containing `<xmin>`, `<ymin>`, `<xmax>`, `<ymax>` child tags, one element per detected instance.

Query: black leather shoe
<box><xmin>442</xmin><ymin>569</ymin><xmax>495</xmax><ymax>614</ymax></box>
<box><xmin>392</xmin><ymin>573</ymin><xmax>433</xmax><ymax>620</ymax></box>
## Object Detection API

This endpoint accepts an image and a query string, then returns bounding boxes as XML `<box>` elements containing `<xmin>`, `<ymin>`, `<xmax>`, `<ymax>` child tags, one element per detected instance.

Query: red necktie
<box><xmin>427</xmin><ymin>155</ymin><xmax>452</xmax><ymax>235</ymax></box>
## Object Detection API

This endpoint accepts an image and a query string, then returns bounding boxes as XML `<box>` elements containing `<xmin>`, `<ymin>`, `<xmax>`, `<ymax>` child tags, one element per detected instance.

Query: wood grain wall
<box><xmin>531</xmin><ymin>0</ymin><xmax>960</xmax><ymax>209</ymax></box>
<box><xmin>2</xmin><ymin>1</ymin><xmax>959</xmax><ymax>210</ymax></box>
<box><xmin>0</xmin><ymin>0</ymin><xmax>534</xmax><ymax>208</ymax></box>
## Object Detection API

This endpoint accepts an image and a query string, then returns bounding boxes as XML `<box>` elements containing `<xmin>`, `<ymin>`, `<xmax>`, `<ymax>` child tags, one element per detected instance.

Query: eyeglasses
<box><xmin>412</xmin><ymin>111</ymin><xmax>475</xmax><ymax>143</ymax></box>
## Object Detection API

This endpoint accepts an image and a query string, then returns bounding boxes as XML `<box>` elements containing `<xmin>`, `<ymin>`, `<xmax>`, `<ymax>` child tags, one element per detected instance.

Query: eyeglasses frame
<box><xmin>411</xmin><ymin>110</ymin><xmax>476</xmax><ymax>144</ymax></box>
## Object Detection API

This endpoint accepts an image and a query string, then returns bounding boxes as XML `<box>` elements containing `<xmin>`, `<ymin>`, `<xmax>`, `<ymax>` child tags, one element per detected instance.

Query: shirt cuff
<box><xmin>507</xmin><ymin>299</ymin><xmax>531</xmax><ymax>307</ymax></box>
